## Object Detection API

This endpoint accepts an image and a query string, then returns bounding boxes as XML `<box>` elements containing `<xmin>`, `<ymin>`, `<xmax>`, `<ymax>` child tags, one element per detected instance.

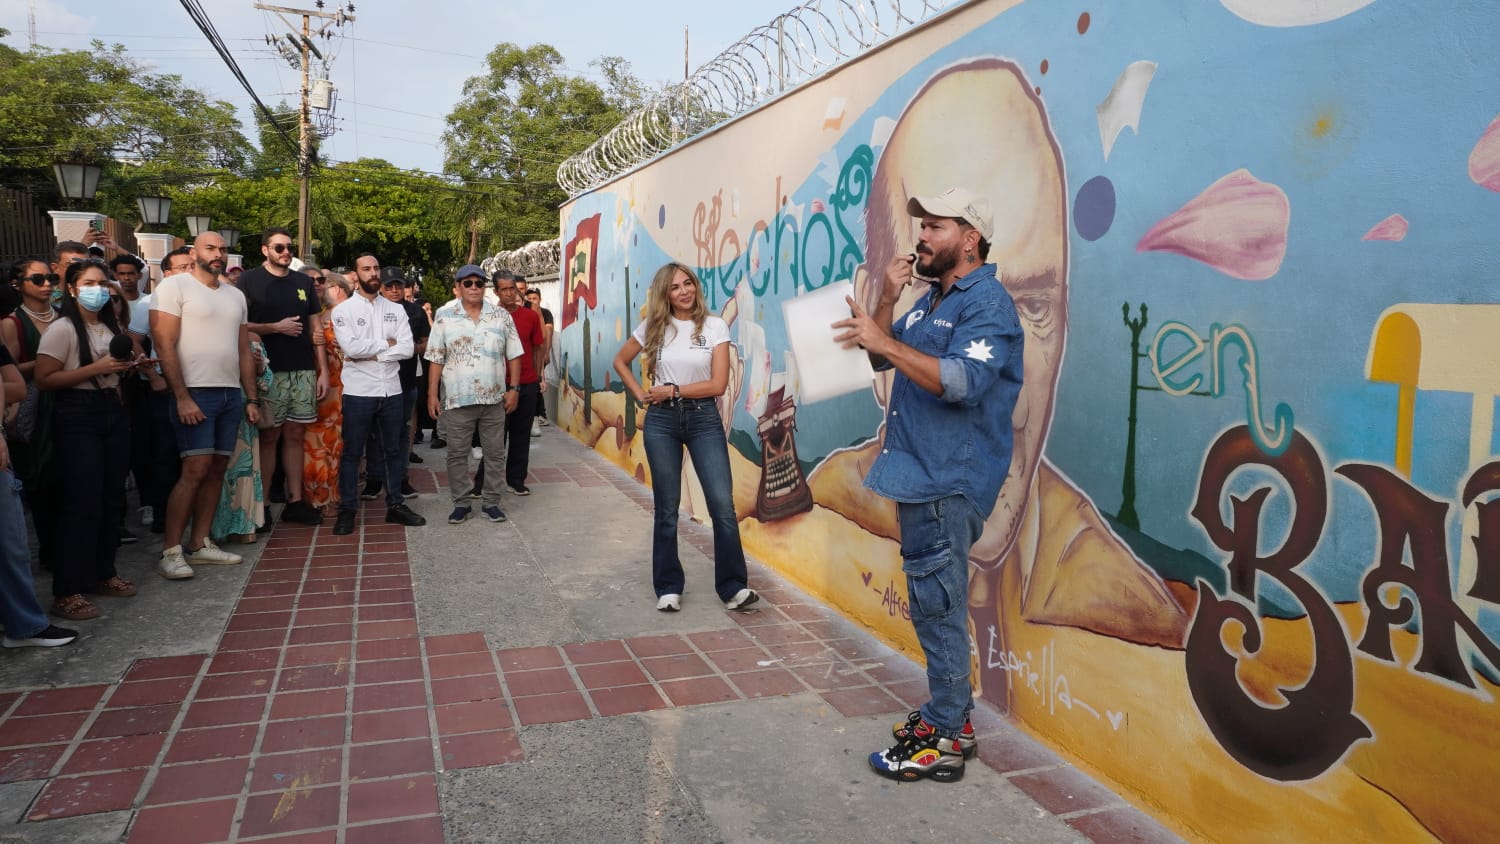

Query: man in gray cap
<box><xmin>424</xmin><ymin>264</ymin><xmax>523</xmax><ymax>524</ymax></box>
<box><xmin>833</xmin><ymin>187</ymin><xmax>1024</xmax><ymax>783</ymax></box>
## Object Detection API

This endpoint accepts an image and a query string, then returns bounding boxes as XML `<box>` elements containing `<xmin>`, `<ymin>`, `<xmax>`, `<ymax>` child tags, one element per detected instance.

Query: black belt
<box><xmin>658</xmin><ymin>397</ymin><xmax>716</xmax><ymax>408</ymax></box>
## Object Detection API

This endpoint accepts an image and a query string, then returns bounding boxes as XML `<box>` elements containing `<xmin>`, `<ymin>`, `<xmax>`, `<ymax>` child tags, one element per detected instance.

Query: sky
<box><xmin>0</xmin><ymin>0</ymin><xmax>797</xmax><ymax>175</ymax></box>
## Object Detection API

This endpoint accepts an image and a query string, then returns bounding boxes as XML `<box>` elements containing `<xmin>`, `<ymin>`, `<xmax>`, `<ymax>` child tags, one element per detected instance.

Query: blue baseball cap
<box><xmin>455</xmin><ymin>264</ymin><xmax>486</xmax><ymax>281</ymax></box>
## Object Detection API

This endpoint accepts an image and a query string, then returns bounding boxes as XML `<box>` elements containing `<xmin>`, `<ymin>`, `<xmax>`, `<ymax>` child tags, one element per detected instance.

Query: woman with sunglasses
<box><xmin>33</xmin><ymin>259</ymin><xmax>144</xmax><ymax>621</ymax></box>
<box><xmin>1</xmin><ymin>258</ymin><xmax>65</xmax><ymax>574</ymax></box>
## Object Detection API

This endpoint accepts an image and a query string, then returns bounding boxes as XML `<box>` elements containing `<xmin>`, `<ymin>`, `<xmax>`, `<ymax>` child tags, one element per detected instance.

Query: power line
<box><xmin>176</xmin><ymin>0</ymin><xmax>299</xmax><ymax>157</ymax></box>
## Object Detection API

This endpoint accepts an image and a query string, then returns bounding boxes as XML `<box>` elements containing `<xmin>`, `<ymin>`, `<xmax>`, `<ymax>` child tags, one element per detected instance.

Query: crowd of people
<box><xmin>0</xmin><ymin>228</ymin><xmax>555</xmax><ymax>647</ymax></box>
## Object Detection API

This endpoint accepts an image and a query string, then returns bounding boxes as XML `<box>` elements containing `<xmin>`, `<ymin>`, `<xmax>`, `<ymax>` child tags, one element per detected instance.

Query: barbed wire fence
<box><xmin>490</xmin><ymin>0</ymin><xmax>963</xmax><ymax>274</ymax></box>
<box><xmin>556</xmin><ymin>0</ymin><xmax>965</xmax><ymax>198</ymax></box>
<box><xmin>481</xmin><ymin>238</ymin><xmax>563</xmax><ymax>277</ymax></box>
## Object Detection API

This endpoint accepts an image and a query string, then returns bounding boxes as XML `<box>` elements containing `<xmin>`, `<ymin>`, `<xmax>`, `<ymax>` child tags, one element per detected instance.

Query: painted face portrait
<box><xmin>863</xmin><ymin>59</ymin><xmax>1070</xmax><ymax>567</ymax></box>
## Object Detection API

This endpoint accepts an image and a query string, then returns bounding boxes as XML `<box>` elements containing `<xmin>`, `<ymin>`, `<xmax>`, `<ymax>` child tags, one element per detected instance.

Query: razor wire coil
<box><xmin>556</xmin><ymin>0</ymin><xmax>962</xmax><ymax>197</ymax></box>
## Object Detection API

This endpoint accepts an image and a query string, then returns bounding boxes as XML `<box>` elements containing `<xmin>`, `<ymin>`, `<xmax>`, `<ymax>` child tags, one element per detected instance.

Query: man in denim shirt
<box><xmin>835</xmin><ymin>187</ymin><xmax>1023</xmax><ymax>782</ymax></box>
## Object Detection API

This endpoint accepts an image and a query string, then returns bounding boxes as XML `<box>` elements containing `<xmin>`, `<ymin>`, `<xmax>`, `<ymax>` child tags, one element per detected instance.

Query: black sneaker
<box><xmin>508</xmin><ymin>484</ymin><xmax>531</xmax><ymax>496</ymax></box>
<box><xmin>430</xmin><ymin>436</ymin><xmax>447</xmax><ymax>450</ymax></box>
<box><xmin>118</xmin><ymin>527</ymin><xmax>139</xmax><ymax>545</ymax></box>
<box><xmin>408</xmin><ymin>451</ymin><xmax>424</xmax><ymax>464</ymax></box>
<box><xmin>360</xmin><ymin>480</ymin><xmax>383</xmax><ymax>500</ymax></box>
<box><xmin>281</xmin><ymin>500</ymin><xmax>324</xmax><ymax>526</ymax></box>
<box><xmin>332</xmin><ymin>510</ymin><xmax>356</xmax><ymax>535</ymax></box>
<box><xmin>481</xmin><ymin>504</ymin><xmax>507</xmax><ymax>522</ymax></box>
<box><xmin>386</xmin><ymin>504</ymin><xmax>426</xmax><ymax>527</ymax></box>
<box><xmin>401</xmin><ymin>480</ymin><xmax>419</xmax><ymax>499</ymax></box>
<box><xmin>413</xmin><ymin>430</ymin><xmax>425</xmax><ymax>444</ymax></box>
<box><xmin>466</xmin><ymin>484</ymin><xmax>482</xmax><ymax>500</ymax></box>
<box><xmin>868</xmin><ymin>724</ymin><xmax>966</xmax><ymax>782</ymax></box>
<box><xmin>892</xmin><ymin>711</ymin><xmax>978</xmax><ymax>759</ymax></box>
<box><xmin>448</xmin><ymin>505</ymin><xmax>471</xmax><ymax>524</ymax></box>
<box><xmin>3</xmin><ymin>624</ymin><xmax>79</xmax><ymax>649</ymax></box>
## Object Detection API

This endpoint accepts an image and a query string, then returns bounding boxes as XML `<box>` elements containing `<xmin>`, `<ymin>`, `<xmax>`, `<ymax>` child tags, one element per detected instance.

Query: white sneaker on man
<box><xmin>531</xmin><ymin>419</ymin><xmax>542</xmax><ymax>438</ymax></box>
<box><xmin>138</xmin><ymin>505</ymin><xmax>153</xmax><ymax>527</ymax></box>
<box><xmin>656</xmin><ymin>594</ymin><xmax>681</xmax><ymax>612</ymax></box>
<box><xmin>471</xmin><ymin>446</ymin><xmax>483</xmax><ymax>460</ymax></box>
<box><xmin>158</xmin><ymin>546</ymin><xmax>195</xmax><ymax>580</ymax></box>
<box><xmin>185</xmin><ymin>539</ymin><xmax>242</xmax><ymax>566</ymax></box>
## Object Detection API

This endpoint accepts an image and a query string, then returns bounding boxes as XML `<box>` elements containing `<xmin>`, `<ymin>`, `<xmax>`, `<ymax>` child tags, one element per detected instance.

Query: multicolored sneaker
<box><xmin>868</xmin><ymin>728</ymin><xmax>966</xmax><ymax>782</ymax></box>
<box><xmin>891</xmin><ymin>710</ymin><xmax>978</xmax><ymax>759</ymax></box>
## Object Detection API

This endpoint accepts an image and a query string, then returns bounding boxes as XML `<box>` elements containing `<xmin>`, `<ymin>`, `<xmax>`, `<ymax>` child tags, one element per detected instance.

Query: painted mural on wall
<box><xmin>556</xmin><ymin>1</ymin><xmax>1500</xmax><ymax>841</ymax></box>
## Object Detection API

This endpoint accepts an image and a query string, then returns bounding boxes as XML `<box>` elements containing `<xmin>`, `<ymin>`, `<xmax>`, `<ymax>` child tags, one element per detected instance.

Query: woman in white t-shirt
<box><xmin>613</xmin><ymin>263</ymin><xmax>759</xmax><ymax>613</ymax></box>
<box><xmin>34</xmin><ymin>259</ymin><xmax>144</xmax><ymax>621</ymax></box>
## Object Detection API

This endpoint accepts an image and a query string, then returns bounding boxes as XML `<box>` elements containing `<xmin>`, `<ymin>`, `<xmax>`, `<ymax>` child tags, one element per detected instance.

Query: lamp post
<box><xmin>216</xmin><ymin>228</ymin><xmax>242</xmax><ymax>249</ymax></box>
<box><xmin>136</xmin><ymin>196</ymin><xmax>172</xmax><ymax>233</ymax></box>
<box><xmin>48</xmin><ymin>155</ymin><xmax>105</xmax><ymax>247</ymax></box>
<box><xmin>52</xmin><ymin>156</ymin><xmax>102</xmax><ymax>208</ymax></box>
<box><xmin>185</xmin><ymin>214</ymin><xmax>212</xmax><ymax>238</ymax></box>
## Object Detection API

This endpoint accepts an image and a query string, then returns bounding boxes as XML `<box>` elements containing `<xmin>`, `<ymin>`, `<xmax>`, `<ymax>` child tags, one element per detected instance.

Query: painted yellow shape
<box><xmin>271</xmin><ymin>773</ymin><xmax>311</xmax><ymax>822</ymax></box>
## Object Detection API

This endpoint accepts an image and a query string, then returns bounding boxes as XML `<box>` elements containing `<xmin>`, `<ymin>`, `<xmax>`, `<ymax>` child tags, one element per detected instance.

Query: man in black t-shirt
<box><xmin>239</xmin><ymin>227</ymin><xmax>328</xmax><ymax>525</ymax></box>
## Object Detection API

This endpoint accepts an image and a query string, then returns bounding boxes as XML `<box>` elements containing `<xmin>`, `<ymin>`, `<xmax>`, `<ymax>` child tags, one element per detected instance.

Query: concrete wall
<box><xmin>555</xmin><ymin>1</ymin><xmax>1500</xmax><ymax>840</ymax></box>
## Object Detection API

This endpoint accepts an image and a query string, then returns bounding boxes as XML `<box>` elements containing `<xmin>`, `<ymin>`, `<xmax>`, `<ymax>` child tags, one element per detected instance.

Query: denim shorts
<box><xmin>170</xmin><ymin>387</ymin><xmax>243</xmax><ymax>457</ymax></box>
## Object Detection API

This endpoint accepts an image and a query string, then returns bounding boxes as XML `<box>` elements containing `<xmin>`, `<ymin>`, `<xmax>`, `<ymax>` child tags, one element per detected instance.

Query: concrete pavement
<box><xmin>0</xmin><ymin>427</ymin><xmax>1186</xmax><ymax>843</ymax></box>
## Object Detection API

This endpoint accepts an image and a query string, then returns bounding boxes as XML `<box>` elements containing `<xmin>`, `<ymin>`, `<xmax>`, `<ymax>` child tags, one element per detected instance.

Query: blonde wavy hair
<box><xmin>641</xmin><ymin>262</ymin><xmax>708</xmax><ymax>382</ymax></box>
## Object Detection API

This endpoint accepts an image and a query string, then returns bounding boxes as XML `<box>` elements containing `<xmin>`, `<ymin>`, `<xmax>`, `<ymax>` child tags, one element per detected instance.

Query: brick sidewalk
<box><xmin>0</xmin><ymin>441</ymin><xmax>1184</xmax><ymax>843</ymax></box>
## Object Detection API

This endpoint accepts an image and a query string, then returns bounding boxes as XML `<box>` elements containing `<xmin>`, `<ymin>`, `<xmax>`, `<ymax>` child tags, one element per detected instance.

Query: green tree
<box><xmin>0</xmin><ymin>38</ymin><xmax>252</xmax><ymax>209</ymax></box>
<box><xmin>441</xmin><ymin>44</ymin><xmax>651</xmax><ymax>257</ymax></box>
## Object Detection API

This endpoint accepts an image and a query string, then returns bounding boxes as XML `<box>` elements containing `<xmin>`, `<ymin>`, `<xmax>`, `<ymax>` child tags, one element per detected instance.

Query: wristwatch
<box><xmin>506</xmin><ymin>386</ymin><xmax>519</xmax><ymax>393</ymax></box>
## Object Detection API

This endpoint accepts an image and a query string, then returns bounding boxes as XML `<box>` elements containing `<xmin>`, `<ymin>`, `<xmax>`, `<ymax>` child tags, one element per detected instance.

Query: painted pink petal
<box><xmin>1469</xmin><ymin>115</ymin><xmax>1500</xmax><ymax>192</ymax></box>
<box><xmin>1137</xmin><ymin>169</ymin><xmax>1290</xmax><ymax>281</ymax></box>
<box><xmin>1362</xmin><ymin>214</ymin><xmax>1409</xmax><ymax>242</ymax></box>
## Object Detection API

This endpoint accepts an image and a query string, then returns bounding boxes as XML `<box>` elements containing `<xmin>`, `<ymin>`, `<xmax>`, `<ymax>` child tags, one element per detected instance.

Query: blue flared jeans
<box><xmin>641</xmin><ymin>398</ymin><xmax>748</xmax><ymax>603</ymax></box>
<box><xmin>898</xmin><ymin>494</ymin><xmax>984</xmax><ymax>740</ymax></box>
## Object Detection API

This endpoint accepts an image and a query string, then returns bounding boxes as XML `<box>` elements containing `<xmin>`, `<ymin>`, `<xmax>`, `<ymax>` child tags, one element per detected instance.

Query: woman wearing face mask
<box><xmin>33</xmin><ymin>260</ymin><xmax>143</xmax><ymax>621</ymax></box>
<box><xmin>1</xmin><ymin>257</ymin><xmax>64</xmax><ymax>573</ymax></box>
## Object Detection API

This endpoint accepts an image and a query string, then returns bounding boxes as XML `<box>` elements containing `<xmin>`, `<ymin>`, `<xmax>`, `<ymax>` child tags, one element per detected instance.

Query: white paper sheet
<box><xmin>780</xmin><ymin>281</ymin><xmax>874</xmax><ymax>404</ymax></box>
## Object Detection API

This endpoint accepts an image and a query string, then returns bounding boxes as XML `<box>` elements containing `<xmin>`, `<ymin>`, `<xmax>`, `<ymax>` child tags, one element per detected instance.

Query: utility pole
<box><xmin>255</xmin><ymin>2</ymin><xmax>355</xmax><ymax>258</ymax></box>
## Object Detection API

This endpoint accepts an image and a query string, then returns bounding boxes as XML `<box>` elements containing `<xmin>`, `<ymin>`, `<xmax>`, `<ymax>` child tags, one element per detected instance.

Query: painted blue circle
<box><xmin>658</xmin><ymin>205</ymin><xmax>666</xmax><ymax>228</ymax></box>
<box><xmin>1073</xmin><ymin>176</ymin><xmax>1116</xmax><ymax>242</ymax></box>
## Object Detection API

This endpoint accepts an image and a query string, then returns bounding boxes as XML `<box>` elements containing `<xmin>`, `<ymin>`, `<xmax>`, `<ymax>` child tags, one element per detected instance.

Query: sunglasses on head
<box><xmin>21</xmin><ymin>273</ymin><xmax>60</xmax><ymax>286</ymax></box>
<box><xmin>458</xmin><ymin>279</ymin><xmax>486</xmax><ymax>289</ymax></box>
<box><xmin>268</xmin><ymin>243</ymin><xmax>293</xmax><ymax>254</ymax></box>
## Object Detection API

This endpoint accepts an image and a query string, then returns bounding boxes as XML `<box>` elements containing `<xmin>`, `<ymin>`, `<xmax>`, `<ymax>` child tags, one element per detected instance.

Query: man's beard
<box><xmin>915</xmin><ymin>241</ymin><xmax>962</xmax><ymax>278</ymax></box>
<box><xmin>359</xmin><ymin>279</ymin><xmax>382</xmax><ymax>295</ymax></box>
<box><xmin>197</xmin><ymin>258</ymin><xmax>225</xmax><ymax>276</ymax></box>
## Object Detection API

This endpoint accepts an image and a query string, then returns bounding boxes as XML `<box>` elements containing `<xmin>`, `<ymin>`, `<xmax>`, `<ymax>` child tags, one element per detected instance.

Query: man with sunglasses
<box><xmin>425</xmin><ymin>265</ymin><xmax>522</xmax><ymax>524</ymax></box>
<box><xmin>239</xmin><ymin>227</ymin><xmax>328</xmax><ymax>526</ymax></box>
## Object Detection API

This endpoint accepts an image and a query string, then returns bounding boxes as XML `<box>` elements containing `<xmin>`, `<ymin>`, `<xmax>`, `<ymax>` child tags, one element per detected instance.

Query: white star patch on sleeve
<box><xmin>964</xmin><ymin>339</ymin><xmax>995</xmax><ymax>362</ymax></box>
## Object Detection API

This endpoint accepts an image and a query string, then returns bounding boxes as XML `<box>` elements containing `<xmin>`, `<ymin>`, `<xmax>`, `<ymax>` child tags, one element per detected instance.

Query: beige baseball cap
<box><xmin>907</xmin><ymin>188</ymin><xmax>994</xmax><ymax>241</ymax></box>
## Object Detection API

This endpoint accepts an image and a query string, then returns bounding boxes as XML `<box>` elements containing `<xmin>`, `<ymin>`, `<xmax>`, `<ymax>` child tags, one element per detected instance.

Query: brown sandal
<box><xmin>51</xmin><ymin>594</ymin><xmax>100</xmax><ymax>621</ymax></box>
<box><xmin>95</xmin><ymin>577</ymin><xmax>138</xmax><ymax>597</ymax></box>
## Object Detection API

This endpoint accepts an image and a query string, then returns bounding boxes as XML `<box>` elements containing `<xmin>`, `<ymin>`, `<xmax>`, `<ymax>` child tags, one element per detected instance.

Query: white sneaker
<box><xmin>138</xmin><ymin>505</ymin><xmax>153</xmax><ymax>527</ymax></box>
<box><xmin>530</xmin><ymin>420</ymin><xmax>542</xmax><ymax>438</ymax></box>
<box><xmin>185</xmin><ymin>539</ymin><xmax>242</xmax><ymax>566</ymax></box>
<box><xmin>724</xmin><ymin>588</ymin><xmax>760</xmax><ymax>611</ymax></box>
<box><xmin>158</xmin><ymin>546</ymin><xmax>195</xmax><ymax>580</ymax></box>
<box><xmin>471</xmin><ymin>446</ymin><xmax>483</xmax><ymax>460</ymax></box>
<box><xmin>656</xmin><ymin>593</ymin><xmax>681</xmax><ymax>612</ymax></box>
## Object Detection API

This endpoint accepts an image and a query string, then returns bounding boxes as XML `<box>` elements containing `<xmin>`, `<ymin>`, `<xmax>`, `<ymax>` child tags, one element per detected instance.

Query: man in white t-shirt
<box><xmin>150</xmin><ymin>232</ymin><xmax>260</xmax><ymax>580</ymax></box>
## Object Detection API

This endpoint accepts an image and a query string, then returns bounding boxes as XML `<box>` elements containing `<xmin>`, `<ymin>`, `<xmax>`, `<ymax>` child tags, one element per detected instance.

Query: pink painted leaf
<box><xmin>1469</xmin><ymin>115</ymin><xmax>1500</xmax><ymax>192</ymax></box>
<box><xmin>1137</xmin><ymin>169</ymin><xmax>1290</xmax><ymax>281</ymax></box>
<box><xmin>1361</xmin><ymin>214</ymin><xmax>1409</xmax><ymax>242</ymax></box>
